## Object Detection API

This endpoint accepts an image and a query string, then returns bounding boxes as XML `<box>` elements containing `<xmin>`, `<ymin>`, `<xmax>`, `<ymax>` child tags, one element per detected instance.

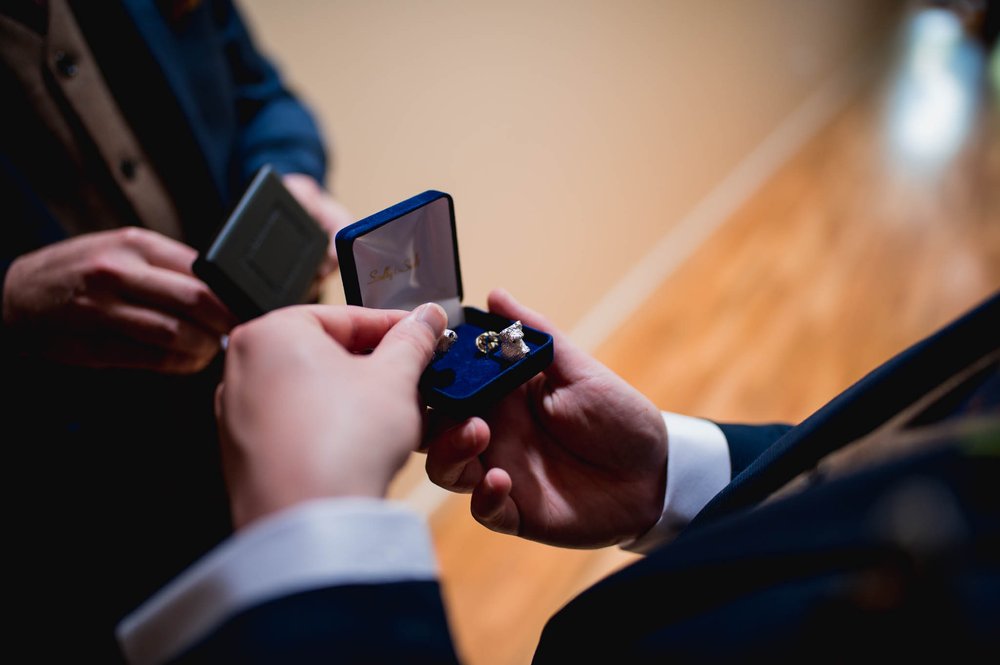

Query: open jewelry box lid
<box><xmin>335</xmin><ymin>190</ymin><xmax>553</xmax><ymax>417</ymax></box>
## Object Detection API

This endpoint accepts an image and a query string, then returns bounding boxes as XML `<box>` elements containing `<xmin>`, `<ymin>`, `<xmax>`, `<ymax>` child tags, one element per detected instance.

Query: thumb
<box><xmin>373</xmin><ymin>302</ymin><xmax>448</xmax><ymax>383</ymax></box>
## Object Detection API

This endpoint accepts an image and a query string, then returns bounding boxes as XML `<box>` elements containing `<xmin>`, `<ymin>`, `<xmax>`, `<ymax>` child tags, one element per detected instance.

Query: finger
<box><xmin>424</xmin><ymin>418</ymin><xmax>490</xmax><ymax>492</ymax></box>
<box><xmin>122</xmin><ymin>227</ymin><xmax>200</xmax><ymax>276</ymax></box>
<box><xmin>113</xmin><ymin>228</ymin><xmax>237</xmax><ymax>332</ymax></box>
<box><xmin>297</xmin><ymin>304</ymin><xmax>409</xmax><ymax>353</ymax></box>
<box><xmin>471</xmin><ymin>467</ymin><xmax>519</xmax><ymax>536</ymax></box>
<box><xmin>316</xmin><ymin>197</ymin><xmax>354</xmax><ymax>237</ymax></box>
<box><xmin>316</xmin><ymin>248</ymin><xmax>337</xmax><ymax>282</ymax></box>
<box><xmin>372</xmin><ymin>303</ymin><xmax>447</xmax><ymax>384</ymax></box>
<box><xmin>83</xmin><ymin>299</ymin><xmax>224</xmax><ymax>360</ymax></box>
<box><xmin>419</xmin><ymin>406</ymin><xmax>466</xmax><ymax>453</ymax></box>
<box><xmin>99</xmin><ymin>263</ymin><xmax>236</xmax><ymax>336</ymax></box>
<box><xmin>304</xmin><ymin>275</ymin><xmax>324</xmax><ymax>304</ymax></box>
<box><xmin>214</xmin><ymin>382</ymin><xmax>225</xmax><ymax>421</ymax></box>
<box><xmin>47</xmin><ymin>333</ymin><xmax>217</xmax><ymax>374</ymax></box>
<box><xmin>487</xmin><ymin>288</ymin><xmax>593</xmax><ymax>385</ymax></box>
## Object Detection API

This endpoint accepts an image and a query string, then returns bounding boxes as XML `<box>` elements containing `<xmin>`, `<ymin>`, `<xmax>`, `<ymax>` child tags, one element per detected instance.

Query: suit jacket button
<box><xmin>54</xmin><ymin>51</ymin><xmax>78</xmax><ymax>78</ymax></box>
<box><xmin>120</xmin><ymin>158</ymin><xmax>138</xmax><ymax>180</ymax></box>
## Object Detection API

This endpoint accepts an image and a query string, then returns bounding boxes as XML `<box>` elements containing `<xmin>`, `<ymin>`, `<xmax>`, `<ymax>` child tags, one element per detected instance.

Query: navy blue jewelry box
<box><xmin>335</xmin><ymin>190</ymin><xmax>553</xmax><ymax>417</ymax></box>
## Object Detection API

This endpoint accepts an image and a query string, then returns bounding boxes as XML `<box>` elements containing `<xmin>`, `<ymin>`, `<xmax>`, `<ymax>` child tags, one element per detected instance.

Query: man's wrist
<box><xmin>622</xmin><ymin>412</ymin><xmax>730</xmax><ymax>553</ymax></box>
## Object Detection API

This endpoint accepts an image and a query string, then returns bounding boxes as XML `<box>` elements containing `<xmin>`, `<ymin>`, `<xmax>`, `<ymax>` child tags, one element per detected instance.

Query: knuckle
<box><xmin>400</xmin><ymin>317</ymin><xmax>437</xmax><ymax>348</ymax></box>
<box><xmin>69</xmin><ymin>292</ymin><xmax>101</xmax><ymax>314</ymax></box>
<box><xmin>178</xmin><ymin>283</ymin><xmax>205</xmax><ymax>310</ymax></box>
<box><xmin>169</xmin><ymin>325</ymin><xmax>221</xmax><ymax>362</ymax></box>
<box><xmin>164</xmin><ymin>351</ymin><xmax>210</xmax><ymax>375</ymax></box>
<box><xmin>474</xmin><ymin>510</ymin><xmax>499</xmax><ymax>531</ymax></box>
<box><xmin>225</xmin><ymin>322</ymin><xmax>261</xmax><ymax>355</ymax></box>
<box><xmin>155</xmin><ymin>319</ymin><xmax>185</xmax><ymax>347</ymax></box>
<box><xmin>117</xmin><ymin>226</ymin><xmax>150</xmax><ymax>248</ymax></box>
<box><xmin>184</xmin><ymin>351</ymin><xmax>215</xmax><ymax>374</ymax></box>
<box><xmin>82</xmin><ymin>256</ymin><xmax>123</xmax><ymax>288</ymax></box>
<box><xmin>190</xmin><ymin>285</ymin><xmax>225</xmax><ymax>318</ymax></box>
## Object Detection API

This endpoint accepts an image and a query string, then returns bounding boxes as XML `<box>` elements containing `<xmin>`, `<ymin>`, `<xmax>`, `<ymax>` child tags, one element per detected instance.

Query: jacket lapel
<box><xmin>687</xmin><ymin>290</ymin><xmax>1000</xmax><ymax>532</ymax></box>
<box><xmin>118</xmin><ymin>0</ymin><xmax>225</xmax><ymax>200</ymax></box>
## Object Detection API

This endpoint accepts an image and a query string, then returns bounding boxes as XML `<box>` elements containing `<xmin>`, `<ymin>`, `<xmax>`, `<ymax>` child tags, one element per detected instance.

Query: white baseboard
<box><xmin>568</xmin><ymin>57</ymin><xmax>881</xmax><ymax>353</ymax></box>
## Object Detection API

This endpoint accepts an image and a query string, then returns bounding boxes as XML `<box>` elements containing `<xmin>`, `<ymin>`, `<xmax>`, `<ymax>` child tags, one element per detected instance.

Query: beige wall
<box><xmin>241</xmin><ymin>0</ymin><xmax>906</xmax><ymax>339</ymax></box>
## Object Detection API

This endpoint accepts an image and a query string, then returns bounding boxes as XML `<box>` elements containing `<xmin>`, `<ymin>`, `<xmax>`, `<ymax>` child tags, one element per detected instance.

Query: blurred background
<box><xmin>242</xmin><ymin>1</ymin><xmax>999</xmax><ymax>663</ymax></box>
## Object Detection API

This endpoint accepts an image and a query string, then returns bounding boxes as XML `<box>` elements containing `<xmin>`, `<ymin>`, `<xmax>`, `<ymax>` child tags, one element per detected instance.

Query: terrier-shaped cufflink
<box><xmin>475</xmin><ymin>320</ymin><xmax>529</xmax><ymax>362</ymax></box>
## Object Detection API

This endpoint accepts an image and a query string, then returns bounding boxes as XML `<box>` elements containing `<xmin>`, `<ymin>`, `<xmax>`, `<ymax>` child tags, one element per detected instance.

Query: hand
<box><xmin>282</xmin><ymin>173</ymin><xmax>354</xmax><ymax>290</ymax></box>
<box><xmin>423</xmin><ymin>289</ymin><xmax>669</xmax><ymax>549</ymax></box>
<box><xmin>216</xmin><ymin>302</ymin><xmax>447</xmax><ymax>529</ymax></box>
<box><xmin>2</xmin><ymin>228</ymin><xmax>237</xmax><ymax>374</ymax></box>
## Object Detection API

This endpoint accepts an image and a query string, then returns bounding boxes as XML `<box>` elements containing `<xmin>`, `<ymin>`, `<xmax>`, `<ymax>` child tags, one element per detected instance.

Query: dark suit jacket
<box><xmin>0</xmin><ymin>0</ymin><xmax>327</xmax><ymax>279</ymax></box>
<box><xmin>164</xmin><ymin>291</ymin><xmax>1000</xmax><ymax>664</ymax></box>
<box><xmin>1</xmin><ymin>2</ymin><xmax>326</xmax><ymax>661</ymax></box>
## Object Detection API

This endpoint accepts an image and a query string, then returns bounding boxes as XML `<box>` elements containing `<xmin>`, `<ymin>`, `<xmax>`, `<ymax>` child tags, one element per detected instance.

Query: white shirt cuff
<box><xmin>116</xmin><ymin>497</ymin><xmax>437</xmax><ymax>665</ymax></box>
<box><xmin>621</xmin><ymin>412</ymin><xmax>731</xmax><ymax>553</ymax></box>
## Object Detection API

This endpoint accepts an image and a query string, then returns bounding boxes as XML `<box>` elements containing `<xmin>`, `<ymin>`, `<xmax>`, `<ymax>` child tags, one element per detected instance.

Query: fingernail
<box><xmin>413</xmin><ymin>302</ymin><xmax>447</xmax><ymax>336</ymax></box>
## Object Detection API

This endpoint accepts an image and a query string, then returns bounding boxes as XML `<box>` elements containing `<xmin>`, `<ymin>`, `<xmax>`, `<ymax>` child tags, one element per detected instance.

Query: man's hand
<box><xmin>282</xmin><ymin>173</ymin><xmax>354</xmax><ymax>292</ymax></box>
<box><xmin>2</xmin><ymin>228</ymin><xmax>237</xmax><ymax>374</ymax></box>
<box><xmin>423</xmin><ymin>289</ymin><xmax>669</xmax><ymax>549</ymax></box>
<box><xmin>216</xmin><ymin>302</ymin><xmax>447</xmax><ymax>529</ymax></box>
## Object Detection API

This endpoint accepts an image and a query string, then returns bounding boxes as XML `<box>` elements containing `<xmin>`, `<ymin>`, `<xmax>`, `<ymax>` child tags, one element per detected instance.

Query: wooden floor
<box><xmin>429</xmin><ymin>8</ymin><xmax>1000</xmax><ymax>665</ymax></box>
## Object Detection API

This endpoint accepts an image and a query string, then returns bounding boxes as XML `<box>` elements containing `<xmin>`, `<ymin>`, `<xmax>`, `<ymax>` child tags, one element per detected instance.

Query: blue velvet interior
<box><xmin>421</xmin><ymin>315</ymin><xmax>546</xmax><ymax>399</ymax></box>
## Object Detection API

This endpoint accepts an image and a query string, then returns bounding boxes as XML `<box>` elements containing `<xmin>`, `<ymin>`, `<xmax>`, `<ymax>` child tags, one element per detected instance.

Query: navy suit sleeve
<box><xmin>717</xmin><ymin>422</ymin><xmax>794</xmax><ymax>477</ymax></box>
<box><xmin>215</xmin><ymin>0</ymin><xmax>328</xmax><ymax>186</ymax></box>
<box><xmin>167</xmin><ymin>582</ymin><xmax>459</xmax><ymax>665</ymax></box>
